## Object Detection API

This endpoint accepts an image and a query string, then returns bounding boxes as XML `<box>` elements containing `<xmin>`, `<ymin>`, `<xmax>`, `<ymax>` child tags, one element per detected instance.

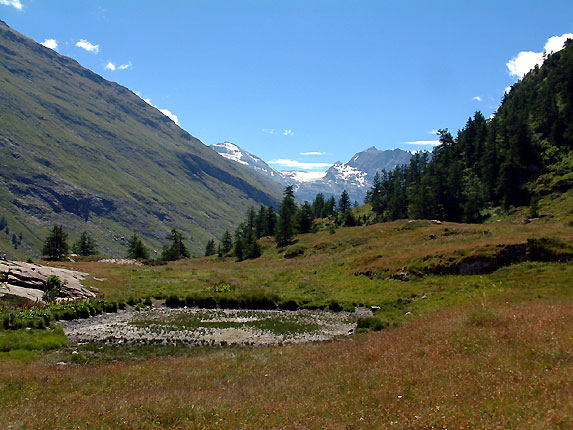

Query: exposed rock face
<box><xmin>0</xmin><ymin>261</ymin><xmax>95</xmax><ymax>302</ymax></box>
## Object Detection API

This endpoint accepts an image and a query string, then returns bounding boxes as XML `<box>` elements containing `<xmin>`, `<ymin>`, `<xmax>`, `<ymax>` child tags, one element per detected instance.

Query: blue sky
<box><xmin>2</xmin><ymin>0</ymin><xmax>573</xmax><ymax>171</ymax></box>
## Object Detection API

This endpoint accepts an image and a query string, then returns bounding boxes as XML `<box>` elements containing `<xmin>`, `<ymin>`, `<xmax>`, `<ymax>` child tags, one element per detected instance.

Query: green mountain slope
<box><xmin>0</xmin><ymin>20</ymin><xmax>282</xmax><ymax>258</ymax></box>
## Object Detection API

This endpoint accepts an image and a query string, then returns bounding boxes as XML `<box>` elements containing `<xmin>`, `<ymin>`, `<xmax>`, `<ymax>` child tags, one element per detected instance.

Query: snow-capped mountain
<box><xmin>294</xmin><ymin>147</ymin><xmax>413</xmax><ymax>202</ymax></box>
<box><xmin>210</xmin><ymin>142</ymin><xmax>288</xmax><ymax>184</ymax></box>
<box><xmin>210</xmin><ymin>142</ymin><xmax>414</xmax><ymax>203</ymax></box>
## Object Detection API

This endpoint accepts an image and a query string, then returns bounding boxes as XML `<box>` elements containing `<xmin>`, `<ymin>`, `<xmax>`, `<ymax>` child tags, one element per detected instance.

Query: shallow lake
<box><xmin>59</xmin><ymin>307</ymin><xmax>357</xmax><ymax>346</ymax></box>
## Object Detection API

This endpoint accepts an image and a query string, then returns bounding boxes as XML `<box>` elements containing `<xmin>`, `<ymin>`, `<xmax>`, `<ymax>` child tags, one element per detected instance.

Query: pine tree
<box><xmin>322</xmin><ymin>196</ymin><xmax>337</xmax><ymax>218</ymax></box>
<box><xmin>215</xmin><ymin>230</ymin><xmax>230</xmax><ymax>254</ymax></box>
<box><xmin>72</xmin><ymin>231</ymin><xmax>98</xmax><ymax>256</ymax></box>
<box><xmin>245</xmin><ymin>231</ymin><xmax>262</xmax><ymax>259</ymax></box>
<box><xmin>126</xmin><ymin>234</ymin><xmax>149</xmax><ymax>260</ymax></box>
<box><xmin>42</xmin><ymin>225</ymin><xmax>69</xmax><ymax>261</ymax></box>
<box><xmin>311</xmin><ymin>193</ymin><xmax>325</xmax><ymax>218</ymax></box>
<box><xmin>255</xmin><ymin>206</ymin><xmax>266</xmax><ymax>238</ymax></box>
<box><xmin>161</xmin><ymin>229</ymin><xmax>190</xmax><ymax>261</ymax></box>
<box><xmin>263</xmin><ymin>206</ymin><xmax>275</xmax><ymax>237</ymax></box>
<box><xmin>296</xmin><ymin>201</ymin><xmax>314</xmax><ymax>234</ymax></box>
<box><xmin>338</xmin><ymin>190</ymin><xmax>351</xmax><ymax>214</ymax></box>
<box><xmin>276</xmin><ymin>185</ymin><xmax>297</xmax><ymax>247</ymax></box>
<box><xmin>233</xmin><ymin>229</ymin><xmax>245</xmax><ymax>262</ymax></box>
<box><xmin>204</xmin><ymin>239</ymin><xmax>216</xmax><ymax>256</ymax></box>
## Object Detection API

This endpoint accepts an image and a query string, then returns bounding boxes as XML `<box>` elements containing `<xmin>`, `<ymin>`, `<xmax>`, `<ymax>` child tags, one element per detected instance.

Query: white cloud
<box><xmin>506</xmin><ymin>50</ymin><xmax>543</xmax><ymax>78</ymax></box>
<box><xmin>473</xmin><ymin>96</ymin><xmax>482</xmax><ymax>102</ymax></box>
<box><xmin>262</xmin><ymin>128</ymin><xmax>275</xmax><ymax>135</ymax></box>
<box><xmin>544</xmin><ymin>34</ymin><xmax>573</xmax><ymax>54</ymax></box>
<box><xmin>283</xmin><ymin>129</ymin><xmax>294</xmax><ymax>136</ymax></box>
<box><xmin>159</xmin><ymin>108</ymin><xmax>179</xmax><ymax>125</ymax></box>
<box><xmin>505</xmin><ymin>86</ymin><xmax>512</xmax><ymax>94</ymax></box>
<box><xmin>300</xmin><ymin>151</ymin><xmax>325</xmax><ymax>156</ymax></box>
<box><xmin>41</xmin><ymin>39</ymin><xmax>58</xmax><ymax>50</ymax></box>
<box><xmin>268</xmin><ymin>159</ymin><xmax>332</xmax><ymax>170</ymax></box>
<box><xmin>429</xmin><ymin>129</ymin><xmax>439</xmax><ymax>135</ymax></box>
<box><xmin>404</xmin><ymin>140</ymin><xmax>440</xmax><ymax>146</ymax></box>
<box><xmin>105</xmin><ymin>61</ymin><xmax>131</xmax><ymax>71</ymax></box>
<box><xmin>507</xmin><ymin>33</ymin><xmax>573</xmax><ymax>78</ymax></box>
<box><xmin>142</xmin><ymin>98</ymin><xmax>179</xmax><ymax>124</ymax></box>
<box><xmin>0</xmin><ymin>0</ymin><xmax>23</xmax><ymax>10</ymax></box>
<box><xmin>76</xmin><ymin>39</ymin><xmax>100</xmax><ymax>54</ymax></box>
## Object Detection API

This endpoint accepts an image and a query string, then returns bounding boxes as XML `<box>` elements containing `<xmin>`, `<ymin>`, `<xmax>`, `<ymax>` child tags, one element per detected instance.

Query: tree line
<box><xmin>41</xmin><ymin>225</ymin><xmax>190</xmax><ymax>262</ymax></box>
<box><xmin>365</xmin><ymin>40</ymin><xmax>573</xmax><ymax>223</ymax></box>
<box><xmin>206</xmin><ymin>185</ymin><xmax>365</xmax><ymax>261</ymax></box>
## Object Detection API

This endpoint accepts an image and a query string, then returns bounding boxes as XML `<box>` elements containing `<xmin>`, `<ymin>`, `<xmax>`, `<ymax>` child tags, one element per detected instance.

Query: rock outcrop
<box><xmin>0</xmin><ymin>261</ymin><xmax>95</xmax><ymax>302</ymax></box>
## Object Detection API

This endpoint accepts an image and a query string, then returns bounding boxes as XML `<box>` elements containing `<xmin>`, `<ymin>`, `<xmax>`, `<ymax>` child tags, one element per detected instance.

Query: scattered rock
<box><xmin>392</xmin><ymin>271</ymin><xmax>409</xmax><ymax>282</ymax></box>
<box><xmin>98</xmin><ymin>258</ymin><xmax>143</xmax><ymax>266</ymax></box>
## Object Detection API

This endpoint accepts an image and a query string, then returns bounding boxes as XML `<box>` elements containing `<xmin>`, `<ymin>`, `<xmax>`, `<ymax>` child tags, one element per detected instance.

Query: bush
<box><xmin>328</xmin><ymin>300</ymin><xmax>343</xmax><ymax>312</ymax></box>
<box><xmin>43</xmin><ymin>275</ymin><xmax>65</xmax><ymax>301</ymax></box>
<box><xmin>165</xmin><ymin>295</ymin><xmax>184</xmax><ymax>308</ymax></box>
<box><xmin>284</xmin><ymin>244</ymin><xmax>306</xmax><ymax>259</ymax></box>
<box><xmin>238</xmin><ymin>293</ymin><xmax>278</xmax><ymax>310</ymax></box>
<box><xmin>278</xmin><ymin>299</ymin><xmax>299</xmax><ymax>311</ymax></box>
<box><xmin>103</xmin><ymin>301</ymin><xmax>119</xmax><ymax>313</ymax></box>
<box><xmin>357</xmin><ymin>317</ymin><xmax>388</xmax><ymax>332</ymax></box>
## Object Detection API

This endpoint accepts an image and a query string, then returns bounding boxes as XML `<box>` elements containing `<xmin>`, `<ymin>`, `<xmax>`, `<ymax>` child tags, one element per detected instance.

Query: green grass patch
<box><xmin>0</xmin><ymin>326</ymin><xmax>67</xmax><ymax>352</ymax></box>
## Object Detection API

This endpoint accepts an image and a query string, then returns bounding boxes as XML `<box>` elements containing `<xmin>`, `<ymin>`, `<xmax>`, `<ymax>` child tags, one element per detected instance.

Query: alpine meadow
<box><xmin>0</xmin><ymin>3</ymin><xmax>572</xmax><ymax>430</ymax></box>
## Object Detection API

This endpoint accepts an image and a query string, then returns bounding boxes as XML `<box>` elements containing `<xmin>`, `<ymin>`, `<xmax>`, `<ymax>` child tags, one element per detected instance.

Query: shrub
<box><xmin>357</xmin><ymin>317</ymin><xmax>388</xmax><ymax>332</ymax></box>
<box><xmin>278</xmin><ymin>299</ymin><xmax>299</xmax><ymax>311</ymax></box>
<box><xmin>328</xmin><ymin>300</ymin><xmax>343</xmax><ymax>312</ymax></box>
<box><xmin>284</xmin><ymin>244</ymin><xmax>306</xmax><ymax>259</ymax></box>
<box><xmin>165</xmin><ymin>295</ymin><xmax>186</xmax><ymax>308</ymax></box>
<box><xmin>43</xmin><ymin>275</ymin><xmax>65</xmax><ymax>301</ymax></box>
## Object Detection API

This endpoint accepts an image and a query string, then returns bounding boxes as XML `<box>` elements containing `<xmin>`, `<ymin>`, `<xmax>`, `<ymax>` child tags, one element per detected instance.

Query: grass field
<box><xmin>0</xmin><ymin>193</ymin><xmax>572</xmax><ymax>428</ymax></box>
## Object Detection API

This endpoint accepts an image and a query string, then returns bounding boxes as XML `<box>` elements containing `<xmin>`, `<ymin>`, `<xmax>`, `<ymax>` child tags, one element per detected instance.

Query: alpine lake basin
<box><xmin>59</xmin><ymin>307</ymin><xmax>359</xmax><ymax>347</ymax></box>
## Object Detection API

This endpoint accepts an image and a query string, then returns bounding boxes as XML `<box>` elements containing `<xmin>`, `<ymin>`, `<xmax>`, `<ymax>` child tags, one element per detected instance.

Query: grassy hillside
<box><xmin>47</xmin><ymin>191</ymin><xmax>571</xmax><ymax>320</ymax></box>
<box><xmin>0</xmin><ymin>191</ymin><xmax>571</xmax><ymax>428</ymax></box>
<box><xmin>0</xmin><ymin>20</ymin><xmax>283</xmax><ymax>259</ymax></box>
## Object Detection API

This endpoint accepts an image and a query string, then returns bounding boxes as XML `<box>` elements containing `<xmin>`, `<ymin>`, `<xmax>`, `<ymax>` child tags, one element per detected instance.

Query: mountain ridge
<box><xmin>0</xmin><ymin>20</ymin><xmax>283</xmax><ymax>258</ymax></box>
<box><xmin>211</xmin><ymin>142</ymin><xmax>414</xmax><ymax>202</ymax></box>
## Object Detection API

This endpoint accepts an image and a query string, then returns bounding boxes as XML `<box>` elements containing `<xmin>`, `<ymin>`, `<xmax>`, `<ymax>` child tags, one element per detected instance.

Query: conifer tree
<box><xmin>255</xmin><ymin>206</ymin><xmax>266</xmax><ymax>238</ymax></box>
<box><xmin>338</xmin><ymin>190</ymin><xmax>351</xmax><ymax>214</ymax></box>
<box><xmin>161</xmin><ymin>229</ymin><xmax>190</xmax><ymax>261</ymax></box>
<box><xmin>204</xmin><ymin>239</ymin><xmax>216</xmax><ymax>256</ymax></box>
<box><xmin>311</xmin><ymin>193</ymin><xmax>325</xmax><ymax>218</ymax></box>
<box><xmin>126</xmin><ymin>234</ymin><xmax>149</xmax><ymax>260</ymax></box>
<box><xmin>276</xmin><ymin>185</ymin><xmax>297</xmax><ymax>247</ymax></box>
<box><xmin>265</xmin><ymin>206</ymin><xmax>277</xmax><ymax>236</ymax></box>
<box><xmin>322</xmin><ymin>196</ymin><xmax>337</xmax><ymax>218</ymax></box>
<box><xmin>42</xmin><ymin>225</ymin><xmax>69</xmax><ymax>261</ymax></box>
<box><xmin>72</xmin><ymin>231</ymin><xmax>98</xmax><ymax>256</ymax></box>
<box><xmin>296</xmin><ymin>201</ymin><xmax>314</xmax><ymax>234</ymax></box>
<box><xmin>221</xmin><ymin>230</ymin><xmax>233</xmax><ymax>254</ymax></box>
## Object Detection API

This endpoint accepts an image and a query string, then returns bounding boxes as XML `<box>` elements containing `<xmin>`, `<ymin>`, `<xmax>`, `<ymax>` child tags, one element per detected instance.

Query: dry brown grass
<box><xmin>1</xmin><ymin>301</ymin><xmax>571</xmax><ymax>429</ymax></box>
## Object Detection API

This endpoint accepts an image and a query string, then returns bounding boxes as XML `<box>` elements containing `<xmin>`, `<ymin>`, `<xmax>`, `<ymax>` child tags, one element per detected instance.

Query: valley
<box><xmin>0</xmin><ymin>5</ymin><xmax>572</xmax><ymax>429</ymax></box>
